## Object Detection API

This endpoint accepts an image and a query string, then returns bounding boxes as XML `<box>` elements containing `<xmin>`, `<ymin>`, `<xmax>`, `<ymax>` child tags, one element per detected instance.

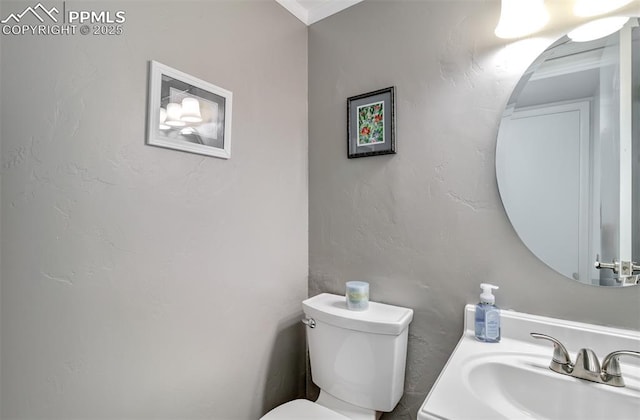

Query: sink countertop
<box><xmin>417</xmin><ymin>305</ymin><xmax>640</xmax><ymax>420</ymax></box>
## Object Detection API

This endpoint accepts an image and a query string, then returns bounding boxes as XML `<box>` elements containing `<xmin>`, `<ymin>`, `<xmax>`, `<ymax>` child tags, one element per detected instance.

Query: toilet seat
<box><xmin>261</xmin><ymin>399</ymin><xmax>350</xmax><ymax>419</ymax></box>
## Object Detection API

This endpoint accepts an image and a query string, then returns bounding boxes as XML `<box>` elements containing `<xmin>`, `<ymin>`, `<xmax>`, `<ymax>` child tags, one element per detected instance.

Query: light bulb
<box><xmin>181</xmin><ymin>97</ymin><xmax>202</xmax><ymax>123</ymax></box>
<box><xmin>165</xmin><ymin>102</ymin><xmax>185</xmax><ymax>127</ymax></box>
<box><xmin>568</xmin><ymin>17</ymin><xmax>629</xmax><ymax>42</ymax></box>
<box><xmin>495</xmin><ymin>0</ymin><xmax>549</xmax><ymax>39</ymax></box>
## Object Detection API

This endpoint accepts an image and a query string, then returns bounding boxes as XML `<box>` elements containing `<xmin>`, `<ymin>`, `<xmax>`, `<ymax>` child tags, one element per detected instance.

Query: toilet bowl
<box><xmin>261</xmin><ymin>293</ymin><xmax>413</xmax><ymax>420</ymax></box>
<box><xmin>260</xmin><ymin>398</ymin><xmax>349</xmax><ymax>420</ymax></box>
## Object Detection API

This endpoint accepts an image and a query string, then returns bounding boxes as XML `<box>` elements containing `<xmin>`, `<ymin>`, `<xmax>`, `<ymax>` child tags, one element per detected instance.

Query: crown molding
<box><xmin>275</xmin><ymin>0</ymin><xmax>364</xmax><ymax>25</ymax></box>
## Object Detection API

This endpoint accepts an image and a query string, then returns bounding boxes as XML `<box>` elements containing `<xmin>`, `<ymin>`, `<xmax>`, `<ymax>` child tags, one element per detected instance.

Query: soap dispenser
<box><xmin>475</xmin><ymin>283</ymin><xmax>500</xmax><ymax>343</ymax></box>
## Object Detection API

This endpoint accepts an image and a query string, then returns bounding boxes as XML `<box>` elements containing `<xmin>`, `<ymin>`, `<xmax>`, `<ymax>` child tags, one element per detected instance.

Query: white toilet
<box><xmin>262</xmin><ymin>293</ymin><xmax>414</xmax><ymax>420</ymax></box>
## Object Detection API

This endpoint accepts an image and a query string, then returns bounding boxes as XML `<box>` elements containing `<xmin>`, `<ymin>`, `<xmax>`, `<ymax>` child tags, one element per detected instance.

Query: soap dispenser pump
<box><xmin>475</xmin><ymin>283</ymin><xmax>500</xmax><ymax>343</ymax></box>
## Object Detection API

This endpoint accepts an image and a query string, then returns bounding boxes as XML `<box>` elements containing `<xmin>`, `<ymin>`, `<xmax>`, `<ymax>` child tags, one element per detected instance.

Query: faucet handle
<box><xmin>601</xmin><ymin>350</ymin><xmax>640</xmax><ymax>387</ymax></box>
<box><xmin>530</xmin><ymin>332</ymin><xmax>573</xmax><ymax>374</ymax></box>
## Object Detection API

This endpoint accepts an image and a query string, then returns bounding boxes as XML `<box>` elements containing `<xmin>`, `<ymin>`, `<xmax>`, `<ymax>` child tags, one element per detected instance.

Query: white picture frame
<box><xmin>146</xmin><ymin>61</ymin><xmax>233</xmax><ymax>159</ymax></box>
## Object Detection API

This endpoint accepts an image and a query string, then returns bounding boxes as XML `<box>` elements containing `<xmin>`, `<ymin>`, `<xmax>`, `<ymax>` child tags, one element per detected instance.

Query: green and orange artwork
<box><xmin>357</xmin><ymin>101</ymin><xmax>385</xmax><ymax>146</ymax></box>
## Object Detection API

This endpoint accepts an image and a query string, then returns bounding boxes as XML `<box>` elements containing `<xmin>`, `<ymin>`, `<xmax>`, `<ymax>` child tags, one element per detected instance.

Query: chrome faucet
<box><xmin>530</xmin><ymin>333</ymin><xmax>640</xmax><ymax>387</ymax></box>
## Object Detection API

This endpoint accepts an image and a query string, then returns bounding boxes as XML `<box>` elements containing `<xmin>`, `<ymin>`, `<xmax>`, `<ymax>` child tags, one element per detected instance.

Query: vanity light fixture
<box><xmin>573</xmin><ymin>0</ymin><xmax>634</xmax><ymax>17</ymax></box>
<box><xmin>159</xmin><ymin>97</ymin><xmax>203</xmax><ymax>128</ymax></box>
<box><xmin>180</xmin><ymin>97</ymin><xmax>203</xmax><ymax>123</ymax></box>
<box><xmin>567</xmin><ymin>16</ymin><xmax>630</xmax><ymax>42</ymax></box>
<box><xmin>495</xmin><ymin>0</ymin><xmax>549</xmax><ymax>39</ymax></box>
<box><xmin>165</xmin><ymin>102</ymin><xmax>186</xmax><ymax>127</ymax></box>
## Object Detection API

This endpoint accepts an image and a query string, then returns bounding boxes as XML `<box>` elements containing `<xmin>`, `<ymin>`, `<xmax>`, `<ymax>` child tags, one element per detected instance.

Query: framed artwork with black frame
<box><xmin>146</xmin><ymin>61</ymin><xmax>233</xmax><ymax>159</ymax></box>
<box><xmin>347</xmin><ymin>86</ymin><xmax>395</xmax><ymax>159</ymax></box>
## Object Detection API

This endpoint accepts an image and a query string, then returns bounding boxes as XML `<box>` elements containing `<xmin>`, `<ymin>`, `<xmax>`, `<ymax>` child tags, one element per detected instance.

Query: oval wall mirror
<box><xmin>496</xmin><ymin>18</ymin><xmax>639</xmax><ymax>287</ymax></box>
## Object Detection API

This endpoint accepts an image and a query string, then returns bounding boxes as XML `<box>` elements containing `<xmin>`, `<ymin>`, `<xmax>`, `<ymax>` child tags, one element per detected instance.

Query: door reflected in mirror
<box><xmin>496</xmin><ymin>19</ymin><xmax>639</xmax><ymax>287</ymax></box>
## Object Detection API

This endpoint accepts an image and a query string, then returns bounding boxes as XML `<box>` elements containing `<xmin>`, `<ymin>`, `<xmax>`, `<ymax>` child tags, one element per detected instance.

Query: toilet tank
<box><xmin>303</xmin><ymin>293</ymin><xmax>414</xmax><ymax>413</ymax></box>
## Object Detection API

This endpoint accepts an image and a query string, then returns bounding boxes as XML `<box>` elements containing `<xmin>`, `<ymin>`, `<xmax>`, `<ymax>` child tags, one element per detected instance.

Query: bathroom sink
<box><xmin>464</xmin><ymin>353</ymin><xmax>640</xmax><ymax>419</ymax></box>
<box><xmin>418</xmin><ymin>306</ymin><xmax>640</xmax><ymax>420</ymax></box>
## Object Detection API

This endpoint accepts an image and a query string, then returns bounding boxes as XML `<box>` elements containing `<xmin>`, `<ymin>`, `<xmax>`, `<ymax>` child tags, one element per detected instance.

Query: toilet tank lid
<box><xmin>303</xmin><ymin>293</ymin><xmax>413</xmax><ymax>336</ymax></box>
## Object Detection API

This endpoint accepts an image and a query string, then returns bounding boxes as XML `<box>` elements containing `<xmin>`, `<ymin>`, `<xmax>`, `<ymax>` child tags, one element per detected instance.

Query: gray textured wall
<box><xmin>308</xmin><ymin>1</ymin><xmax>640</xmax><ymax>418</ymax></box>
<box><xmin>0</xmin><ymin>1</ymin><xmax>307</xmax><ymax>419</ymax></box>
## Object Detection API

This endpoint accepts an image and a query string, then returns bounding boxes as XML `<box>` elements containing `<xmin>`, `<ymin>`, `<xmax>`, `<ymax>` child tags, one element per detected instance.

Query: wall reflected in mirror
<box><xmin>496</xmin><ymin>19</ymin><xmax>639</xmax><ymax>287</ymax></box>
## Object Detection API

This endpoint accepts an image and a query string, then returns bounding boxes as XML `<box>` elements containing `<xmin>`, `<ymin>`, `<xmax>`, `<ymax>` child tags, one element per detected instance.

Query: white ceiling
<box><xmin>275</xmin><ymin>0</ymin><xmax>364</xmax><ymax>25</ymax></box>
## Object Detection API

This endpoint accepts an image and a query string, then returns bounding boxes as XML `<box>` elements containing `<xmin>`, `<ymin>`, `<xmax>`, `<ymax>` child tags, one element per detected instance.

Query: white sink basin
<box><xmin>418</xmin><ymin>306</ymin><xmax>640</xmax><ymax>420</ymax></box>
<box><xmin>465</xmin><ymin>353</ymin><xmax>640</xmax><ymax>419</ymax></box>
